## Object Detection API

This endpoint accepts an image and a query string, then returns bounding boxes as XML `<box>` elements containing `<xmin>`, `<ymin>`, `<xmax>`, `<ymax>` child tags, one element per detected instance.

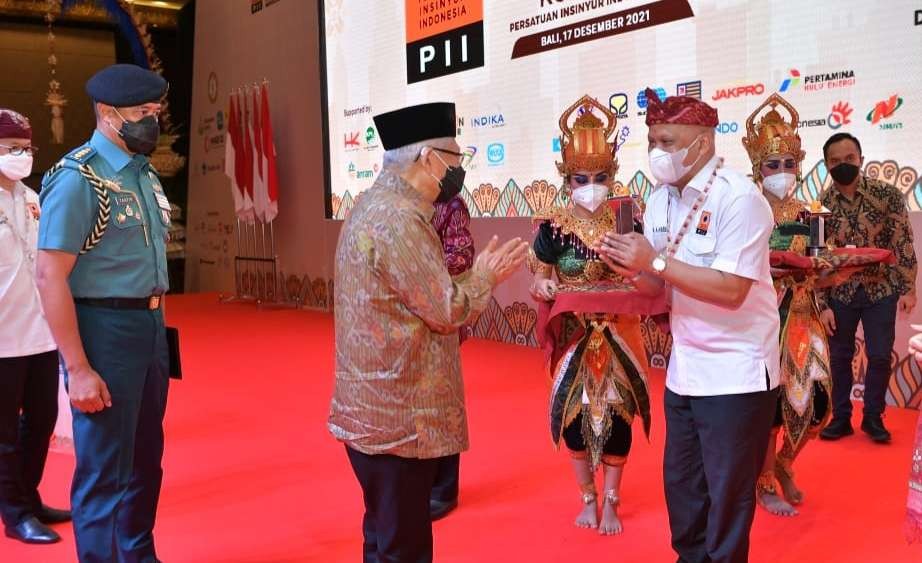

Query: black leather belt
<box><xmin>74</xmin><ymin>296</ymin><xmax>162</xmax><ymax>310</ymax></box>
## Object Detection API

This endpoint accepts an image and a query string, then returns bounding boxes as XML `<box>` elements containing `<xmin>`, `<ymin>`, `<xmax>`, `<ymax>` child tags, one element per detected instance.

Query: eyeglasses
<box><xmin>0</xmin><ymin>144</ymin><xmax>38</xmax><ymax>156</ymax></box>
<box><xmin>418</xmin><ymin>146</ymin><xmax>477</xmax><ymax>170</ymax></box>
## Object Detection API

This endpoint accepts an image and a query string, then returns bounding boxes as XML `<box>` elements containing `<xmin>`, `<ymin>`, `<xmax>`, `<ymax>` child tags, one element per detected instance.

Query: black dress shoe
<box><xmin>4</xmin><ymin>516</ymin><xmax>61</xmax><ymax>544</ymax></box>
<box><xmin>430</xmin><ymin>498</ymin><xmax>458</xmax><ymax>521</ymax></box>
<box><xmin>34</xmin><ymin>504</ymin><xmax>72</xmax><ymax>525</ymax></box>
<box><xmin>820</xmin><ymin>418</ymin><xmax>854</xmax><ymax>440</ymax></box>
<box><xmin>861</xmin><ymin>416</ymin><xmax>892</xmax><ymax>443</ymax></box>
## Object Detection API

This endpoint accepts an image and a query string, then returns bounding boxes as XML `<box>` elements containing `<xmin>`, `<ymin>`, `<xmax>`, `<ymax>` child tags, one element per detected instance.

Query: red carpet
<box><xmin>2</xmin><ymin>293</ymin><xmax>920</xmax><ymax>562</ymax></box>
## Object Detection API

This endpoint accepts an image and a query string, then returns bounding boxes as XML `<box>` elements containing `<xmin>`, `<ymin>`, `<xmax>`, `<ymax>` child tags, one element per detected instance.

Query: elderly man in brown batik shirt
<box><xmin>818</xmin><ymin>132</ymin><xmax>917</xmax><ymax>444</ymax></box>
<box><xmin>328</xmin><ymin>102</ymin><xmax>527</xmax><ymax>563</ymax></box>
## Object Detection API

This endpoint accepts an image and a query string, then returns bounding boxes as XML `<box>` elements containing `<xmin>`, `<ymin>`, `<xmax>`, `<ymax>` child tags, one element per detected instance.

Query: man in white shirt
<box><xmin>598</xmin><ymin>90</ymin><xmax>780</xmax><ymax>563</ymax></box>
<box><xmin>0</xmin><ymin>109</ymin><xmax>70</xmax><ymax>545</ymax></box>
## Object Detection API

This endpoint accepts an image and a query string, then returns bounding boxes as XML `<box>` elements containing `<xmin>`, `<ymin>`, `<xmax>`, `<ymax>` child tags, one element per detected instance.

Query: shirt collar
<box><xmin>90</xmin><ymin>130</ymin><xmax>148</xmax><ymax>172</ymax></box>
<box><xmin>388</xmin><ymin>169</ymin><xmax>435</xmax><ymax>219</ymax></box>
<box><xmin>832</xmin><ymin>174</ymin><xmax>868</xmax><ymax>201</ymax></box>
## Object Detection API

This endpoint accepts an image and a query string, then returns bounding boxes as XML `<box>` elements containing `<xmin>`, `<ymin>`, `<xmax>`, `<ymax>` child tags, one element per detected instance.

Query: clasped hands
<box><xmin>595</xmin><ymin>230</ymin><xmax>657</xmax><ymax>278</ymax></box>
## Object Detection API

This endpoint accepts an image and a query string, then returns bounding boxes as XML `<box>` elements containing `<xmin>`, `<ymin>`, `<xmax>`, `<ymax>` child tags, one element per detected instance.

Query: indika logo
<box><xmin>828</xmin><ymin>102</ymin><xmax>853</xmax><ymax>129</ymax></box>
<box><xmin>714</xmin><ymin>122</ymin><xmax>739</xmax><ymax>134</ymax></box>
<box><xmin>779</xmin><ymin>69</ymin><xmax>801</xmax><ymax>92</ymax></box>
<box><xmin>711</xmin><ymin>84</ymin><xmax>764</xmax><ymax>101</ymax></box>
<box><xmin>471</xmin><ymin>113</ymin><xmax>506</xmax><ymax>128</ymax></box>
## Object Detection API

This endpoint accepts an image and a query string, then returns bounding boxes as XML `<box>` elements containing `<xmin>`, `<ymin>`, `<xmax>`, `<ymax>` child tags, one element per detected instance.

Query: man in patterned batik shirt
<box><xmin>328</xmin><ymin>102</ymin><xmax>527</xmax><ymax>563</ymax></box>
<box><xmin>429</xmin><ymin>194</ymin><xmax>474</xmax><ymax>521</ymax></box>
<box><xmin>818</xmin><ymin>132</ymin><xmax>918</xmax><ymax>443</ymax></box>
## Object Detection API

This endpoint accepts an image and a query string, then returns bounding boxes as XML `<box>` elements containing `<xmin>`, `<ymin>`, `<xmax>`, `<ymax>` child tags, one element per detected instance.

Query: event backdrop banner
<box><xmin>321</xmin><ymin>0</ymin><xmax>922</xmax><ymax>219</ymax></box>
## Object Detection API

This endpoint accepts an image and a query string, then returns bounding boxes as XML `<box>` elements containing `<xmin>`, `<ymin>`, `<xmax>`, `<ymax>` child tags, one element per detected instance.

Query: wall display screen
<box><xmin>320</xmin><ymin>0</ymin><xmax>922</xmax><ymax>218</ymax></box>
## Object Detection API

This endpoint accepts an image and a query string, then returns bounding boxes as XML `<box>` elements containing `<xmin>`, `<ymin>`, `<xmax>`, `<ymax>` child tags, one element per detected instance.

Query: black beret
<box><xmin>86</xmin><ymin>64</ymin><xmax>168</xmax><ymax>107</ymax></box>
<box><xmin>373</xmin><ymin>102</ymin><xmax>456</xmax><ymax>150</ymax></box>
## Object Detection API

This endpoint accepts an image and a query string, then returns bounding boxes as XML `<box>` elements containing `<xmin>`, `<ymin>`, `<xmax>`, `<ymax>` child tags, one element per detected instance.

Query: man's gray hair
<box><xmin>382</xmin><ymin>137</ymin><xmax>455</xmax><ymax>173</ymax></box>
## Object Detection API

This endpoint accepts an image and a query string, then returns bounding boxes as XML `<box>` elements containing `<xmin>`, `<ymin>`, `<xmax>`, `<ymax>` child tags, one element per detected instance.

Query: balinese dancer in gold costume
<box><xmin>743</xmin><ymin>94</ymin><xmax>896</xmax><ymax>517</ymax></box>
<box><xmin>743</xmin><ymin>93</ymin><xmax>830</xmax><ymax>516</ymax></box>
<box><xmin>529</xmin><ymin>95</ymin><xmax>663</xmax><ymax>535</ymax></box>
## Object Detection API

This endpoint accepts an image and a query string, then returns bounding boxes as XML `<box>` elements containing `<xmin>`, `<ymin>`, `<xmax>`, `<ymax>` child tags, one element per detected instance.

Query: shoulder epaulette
<box><xmin>65</xmin><ymin>145</ymin><xmax>97</xmax><ymax>164</ymax></box>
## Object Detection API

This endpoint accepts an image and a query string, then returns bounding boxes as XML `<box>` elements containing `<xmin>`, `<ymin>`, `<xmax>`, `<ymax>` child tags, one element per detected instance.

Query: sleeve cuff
<box><xmin>38</xmin><ymin>236</ymin><xmax>82</xmax><ymax>255</ymax></box>
<box><xmin>709</xmin><ymin>257</ymin><xmax>761</xmax><ymax>282</ymax></box>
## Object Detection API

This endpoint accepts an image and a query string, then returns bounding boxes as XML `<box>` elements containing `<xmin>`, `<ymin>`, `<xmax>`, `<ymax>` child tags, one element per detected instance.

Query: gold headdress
<box><xmin>742</xmin><ymin>93</ymin><xmax>805</xmax><ymax>182</ymax></box>
<box><xmin>556</xmin><ymin>95</ymin><xmax>618</xmax><ymax>177</ymax></box>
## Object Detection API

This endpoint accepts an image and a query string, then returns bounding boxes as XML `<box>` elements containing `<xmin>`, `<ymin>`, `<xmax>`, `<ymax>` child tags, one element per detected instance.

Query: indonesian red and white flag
<box><xmin>240</xmin><ymin>90</ymin><xmax>255</xmax><ymax>223</ymax></box>
<box><xmin>258</xmin><ymin>82</ymin><xmax>279</xmax><ymax>222</ymax></box>
<box><xmin>250</xmin><ymin>86</ymin><xmax>268</xmax><ymax>222</ymax></box>
<box><xmin>224</xmin><ymin>93</ymin><xmax>245</xmax><ymax>218</ymax></box>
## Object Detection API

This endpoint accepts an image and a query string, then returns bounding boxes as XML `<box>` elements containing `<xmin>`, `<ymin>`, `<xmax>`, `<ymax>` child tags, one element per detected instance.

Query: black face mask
<box><xmin>113</xmin><ymin>112</ymin><xmax>160</xmax><ymax>155</ymax></box>
<box><xmin>829</xmin><ymin>162</ymin><xmax>860</xmax><ymax>186</ymax></box>
<box><xmin>430</xmin><ymin>152</ymin><xmax>466</xmax><ymax>203</ymax></box>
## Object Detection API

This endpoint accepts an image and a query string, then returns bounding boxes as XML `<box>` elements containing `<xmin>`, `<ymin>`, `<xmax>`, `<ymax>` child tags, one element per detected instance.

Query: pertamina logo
<box><xmin>780</xmin><ymin>68</ymin><xmax>855</xmax><ymax>92</ymax></box>
<box><xmin>406</xmin><ymin>0</ymin><xmax>485</xmax><ymax>84</ymax></box>
<box><xmin>779</xmin><ymin>69</ymin><xmax>801</xmax><ymax>92</ymax></box>
<box><xmin>867</xmin><ymin>94</ymin><xmax>904</xmax><ymax>130</ymax></box>
<box><xmin>828</xmin><ymin>102</ymin><xmax>853</xmax><ymax>130</ymax></box>
<box><xmin>609</xmin><ymin>93</ymin><xmax>628</xmax><ymax>118</ymax></box>
<box><xmin>711</xmin><ymin>83</ymin><xmax>764</xmax><ymax>101</ymax></box>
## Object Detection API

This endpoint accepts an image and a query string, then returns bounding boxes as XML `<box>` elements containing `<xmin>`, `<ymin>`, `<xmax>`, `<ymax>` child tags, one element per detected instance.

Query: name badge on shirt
<box><xmin>695</xmin><ymin>211</ymin><xmax>712</xmax><ymax>236</ymax></box>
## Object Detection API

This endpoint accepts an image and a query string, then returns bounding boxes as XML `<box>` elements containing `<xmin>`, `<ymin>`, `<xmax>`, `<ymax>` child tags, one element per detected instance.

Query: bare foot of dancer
<box><xmin>599</xmin><ymin>490</ymin><xmax>623</xmax><ymax>535</ymax></box>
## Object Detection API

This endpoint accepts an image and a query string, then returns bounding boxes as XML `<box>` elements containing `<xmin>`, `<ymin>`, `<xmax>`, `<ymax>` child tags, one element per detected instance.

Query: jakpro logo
<box><xmin>711</xmin><ymin>84</ymin><xmax>764</xmax><ymax>101</ymax></box>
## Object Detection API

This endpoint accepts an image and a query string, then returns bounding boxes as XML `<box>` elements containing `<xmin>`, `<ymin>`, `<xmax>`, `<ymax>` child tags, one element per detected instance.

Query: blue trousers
<box><xmin>67</xmin><ymin>305</ymin><xmax>169</xmax><ymax>563</ymax></box>
<box><xmin>827</xmin><ymin>288</ymin><xmax>898</xmax><ymax>419</ymax></box>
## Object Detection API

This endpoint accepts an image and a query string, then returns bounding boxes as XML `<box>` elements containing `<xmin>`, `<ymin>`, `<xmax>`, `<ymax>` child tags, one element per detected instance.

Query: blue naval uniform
<box><xmin>38</xmin><ymin>130</ymin><xmax>171</xmax><ymax>563</ymax></box>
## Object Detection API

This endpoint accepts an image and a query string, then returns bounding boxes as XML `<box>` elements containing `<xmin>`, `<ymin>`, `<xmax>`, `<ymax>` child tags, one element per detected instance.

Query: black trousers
<box><xmin>430</xmin><ymin>454</ymin><xmax>459</xmax><ymax>503</ymax></box>
<box><xmin>346</xmin><ymin>446</ymin><xmax>441</xmax><ymax>563</ymax></box>
<box><xmin>828</xmin><ymin>289</ymin><xmax>898</xmax><ymax>419</ymax></box>
<box><xmin>663</xmin><ymin>386</ymin><xmax>778</xmax><ymax>563</ymax></box>
<box><xmin>0</xmin><ymin>350</ymin><xmax>60</xmax><ymax>528</ymax></box>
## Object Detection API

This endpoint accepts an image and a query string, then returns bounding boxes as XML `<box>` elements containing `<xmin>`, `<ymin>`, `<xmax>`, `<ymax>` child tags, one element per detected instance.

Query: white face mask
<box><xmin>571</xmin><ymin>183</ymin><xmax>609</xmax><ymax>212</ymax></box>
<box><xmin>761</xmin><ymin>172</ymin><xmax>797</xmax><ymax>199</ymax></box>
<box><xmin>0</xmin><ymin>153</ymin><xmax>33</xmax><ymax>181</ymax></box>
<box><xmin>648</xmin><ymin>136</ymin><xmax>703</xmax><ymax>185</ymax></box>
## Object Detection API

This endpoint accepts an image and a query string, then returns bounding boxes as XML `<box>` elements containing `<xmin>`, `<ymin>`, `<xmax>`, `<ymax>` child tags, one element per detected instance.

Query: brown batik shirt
<box><xmin>328</xmin><ymin>169</ymin><xmax>494</xmax><ymax>459</ymax></box>
<box><xmin>819</xmin><ymin>175</ymin><xmax>917</xmax><ymax>305</ymax></box>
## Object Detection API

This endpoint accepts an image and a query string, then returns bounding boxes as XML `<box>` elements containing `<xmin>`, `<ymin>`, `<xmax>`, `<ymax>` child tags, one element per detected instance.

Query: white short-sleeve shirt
<box><xmin>643</xmin><ymin>156</ymin><xmax>780</xmax><ymax>396</ymax></box>
<box><xmin>0</xmin><ymin>182</ymin><xmax>56</xmax><ymax>358</ymax></box>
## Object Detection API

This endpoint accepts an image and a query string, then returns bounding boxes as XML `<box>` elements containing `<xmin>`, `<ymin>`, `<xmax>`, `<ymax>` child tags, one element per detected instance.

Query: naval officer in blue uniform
<box><xmin>36</xmin><ymin>64</ymin><xmax>172</xmax><ymax>563</ymax></box>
